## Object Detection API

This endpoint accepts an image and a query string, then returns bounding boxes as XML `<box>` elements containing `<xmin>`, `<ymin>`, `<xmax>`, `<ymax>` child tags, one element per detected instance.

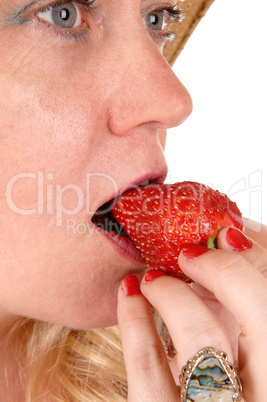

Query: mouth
<box><xmin>90</xmin><ymin>172</ymin><xmax>166</xmax><ymax>264</ymax></box>
<box><xmin>91</xmin><ymin>180</ymin><xmax>150</xmax><ymax>236</ymax></box>
<box><xmin>91</xmin><ymin>198</ymin><xmax>126</xmax><ymax>235</ymax></box>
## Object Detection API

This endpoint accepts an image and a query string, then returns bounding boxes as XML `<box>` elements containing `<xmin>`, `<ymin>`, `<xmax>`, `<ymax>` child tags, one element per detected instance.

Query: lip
<box><xmin>92</xmin><ymin>168</ymin><xmax>167</xmax><ymax>216</ymax></box>
<box><xmin>99</xmin><ymin>227</ymin><xmax>147</xmax><ymax>264</ymax></box>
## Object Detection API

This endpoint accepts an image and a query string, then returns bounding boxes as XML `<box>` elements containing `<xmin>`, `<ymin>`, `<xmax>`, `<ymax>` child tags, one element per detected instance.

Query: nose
<box><xmin>106</xmin><ymin>32</ymin><xmax>193</xmax><ymax>136</ymax></box>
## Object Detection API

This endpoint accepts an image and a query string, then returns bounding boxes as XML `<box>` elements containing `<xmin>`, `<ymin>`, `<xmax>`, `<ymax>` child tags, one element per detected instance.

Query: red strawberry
<box><xmin>113</xmin><ymin>181</ymin><xmax>243</xmax><ymax>282</ymax></box>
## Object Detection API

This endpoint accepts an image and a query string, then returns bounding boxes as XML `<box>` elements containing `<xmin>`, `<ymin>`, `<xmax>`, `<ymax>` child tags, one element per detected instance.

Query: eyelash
<box><xmin>35</xmin><ymin>0</ymin><xmax>96</xmax><ymax>42</ymax></box>
<box><xmin>146</xmin><ymin>5</ymin><xmax>182</xmax><ymax>41</ymax></box>
<box><xmin>37</xmin><ymin>0</ymin><xmax>96</xmax><ymax>14</ymax></box>
<box><xmin>34</xmin><ymin>1</ymin><xmax>181</xmax><ymax>43</ymax></box>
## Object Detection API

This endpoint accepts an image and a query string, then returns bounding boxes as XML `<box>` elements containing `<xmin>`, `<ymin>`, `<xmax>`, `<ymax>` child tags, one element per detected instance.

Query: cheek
<box><xmin>0</xmin><ymin>34</ymin><xmax>126</xmax><ymax>328</ymax></box>
<box><xmin>0</xmin><ymin>35</ymin><xmax>104</xmax><ymax>172</ymax></box>
<box><xmin>0</xmin><ymin>72</ymin><xmax>104</xmax><ymax>192</ymax></box>
<box><xmin>0</xmin><ymin>45</ymin><xmax>118</xmax><ymax>229</ymax></box>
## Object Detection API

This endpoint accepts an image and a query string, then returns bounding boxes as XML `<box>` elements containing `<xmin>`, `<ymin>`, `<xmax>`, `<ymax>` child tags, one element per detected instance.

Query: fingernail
<box><xmin>225</xmin><ymin>227</ymin><xmax>252</xmax><ymax>251</ymax></box>
<box><xmin>182</xmin><ymin>245</ymin><xmax>211</xmax><ymax>261</ymax></box>
<box><xmin>143</xmin><ymin>269</ymin><xmax>166</xmax><ymax>284</ymax></box>
<box><xmin>121</xmin><ymin>274</ymin><xmax>141</xmax><ymax>296</ymax></box>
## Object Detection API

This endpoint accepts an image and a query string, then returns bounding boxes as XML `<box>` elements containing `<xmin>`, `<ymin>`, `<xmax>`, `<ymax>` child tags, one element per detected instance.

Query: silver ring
<box><xmin>179</xmin><ymin>347</ymin><xmax>242</xmax><ymax>401</ymax></box>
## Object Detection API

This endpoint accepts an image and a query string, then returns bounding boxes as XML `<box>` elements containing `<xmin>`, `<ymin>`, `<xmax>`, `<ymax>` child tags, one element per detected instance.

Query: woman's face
<box><xmin>0</xmin><ymin>0</ymin><xmax>192</xmax><ymax>329</ymax></box>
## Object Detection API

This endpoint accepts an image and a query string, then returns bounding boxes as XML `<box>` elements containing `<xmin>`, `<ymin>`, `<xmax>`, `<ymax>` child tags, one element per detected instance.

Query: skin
<box><xmin>0</xmin><ymin>0</ymin><xmax>266</xmax><ymax>401</ymax></box>
<box><xmin>0</xmin><ymin>0</ymin><xmax>192</xmax><ymax>336</ymax></box>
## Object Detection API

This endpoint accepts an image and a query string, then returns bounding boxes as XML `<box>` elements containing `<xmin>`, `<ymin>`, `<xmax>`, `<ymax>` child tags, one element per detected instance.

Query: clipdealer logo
<box><xmin>5</xmin><ymin>171</ymin><xmax>119</xmax><ymax>228</ymax></box>
<box><xmin>5</xmin><ymin>169</ymin><xmax>265</xmax><ymax>235</ymax></box>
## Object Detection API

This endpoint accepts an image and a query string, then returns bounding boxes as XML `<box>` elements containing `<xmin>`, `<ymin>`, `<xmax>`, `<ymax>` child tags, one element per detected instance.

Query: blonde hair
<box><xmin>5</xmin><ymin>318</ymin><xmax>127</xmax><ymax>401</ymax></box>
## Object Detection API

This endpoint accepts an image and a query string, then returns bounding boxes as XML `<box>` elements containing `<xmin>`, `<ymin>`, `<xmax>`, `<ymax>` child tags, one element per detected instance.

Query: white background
<box><xmin>165</xmin><ymin>0</ymin><xmax>267</xmax><ymax>227</ymax></box>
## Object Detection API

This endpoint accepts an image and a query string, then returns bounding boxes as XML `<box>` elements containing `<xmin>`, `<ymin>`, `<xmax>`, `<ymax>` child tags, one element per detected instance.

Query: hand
<box><xmin>117</xmin><ymin>226</ymin><xmax>267</xmax><ymax>401</ymax></box>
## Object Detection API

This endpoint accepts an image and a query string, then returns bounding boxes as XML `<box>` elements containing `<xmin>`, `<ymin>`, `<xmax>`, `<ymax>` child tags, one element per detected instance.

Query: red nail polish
<box><xmin>122</xmin><ymin>274</ymin><xmax>141</xmax><ymax>296</ymax></box>
<box><xmin>226</xmin><ymin>228</ymin><xmax>252</xmax><ymax>251</ymax></box>
<box><xmin>182</xmin><ymin>245</ymin><xmax>211</xmax><ymax>261</ymax></box>
<box><xmin>143</xmin><ymin>269</ymin><xmax>166</xmax><ymax>283</ymax></box>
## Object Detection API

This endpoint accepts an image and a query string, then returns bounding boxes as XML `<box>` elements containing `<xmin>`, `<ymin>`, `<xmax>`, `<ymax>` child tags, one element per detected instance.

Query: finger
<box><xmin>140</xmin><ymin>270</ymin><xmax>233</xmax><ymax>372</ymax></box>
<box><xmin>179</xmin><ymin>245</ymin><xmax>267</xmax><ymax>337</ymax></box>
<box><xmin>243</xmin><ymin>218</ymin><xmax>267</xmax><ymax>249</ymax></box>
<box><xmin>117</xmin><ymin>274</ymin><xmax>178</xmax><ymax>401</ymax></box>
<box><xmin>191</xmin><ymin>281</ymin><xmax>240</xmax><ymax>361</ymax></box>
<box><xmin>217</xmin><ymin>227</ymin><xmax>267</xmax><ymax>276</ymax></box>
<box><xmin>179</xmin><ymin>245</ymin><xmax>267</xmax><ymax>400</ymax></box>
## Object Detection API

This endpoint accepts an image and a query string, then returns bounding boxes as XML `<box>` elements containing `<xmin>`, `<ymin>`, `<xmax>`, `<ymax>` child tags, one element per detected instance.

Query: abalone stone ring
<box><xmin>179</xmin><ymin>347</ymin><xmax>242</xmax><ymax>401</ymax></box>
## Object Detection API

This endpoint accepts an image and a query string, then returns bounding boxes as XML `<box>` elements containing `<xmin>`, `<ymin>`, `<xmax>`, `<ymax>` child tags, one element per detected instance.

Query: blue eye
<box><xmin>144</xmin><ymin>10</ymin><xmax>164</xmax><ymax>31</ymax></box>
<box><xmin>37</xmin><ymin>3</ymin><xmax>82</xmax><ymax>29</ymax></box>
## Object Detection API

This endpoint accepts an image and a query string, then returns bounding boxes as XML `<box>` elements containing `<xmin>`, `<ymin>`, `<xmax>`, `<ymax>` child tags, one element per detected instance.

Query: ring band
<box><xmin>179</xmin><ymin>347</ymin><xmax>242</xmax><ymax>401</ymax></box>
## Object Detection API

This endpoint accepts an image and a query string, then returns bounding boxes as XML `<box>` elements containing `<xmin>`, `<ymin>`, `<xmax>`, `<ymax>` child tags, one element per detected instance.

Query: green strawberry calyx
<box><xmin>207</xmin><ymin>226</ymin><xmax>223</xmax><ymax>249</ymax></box>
